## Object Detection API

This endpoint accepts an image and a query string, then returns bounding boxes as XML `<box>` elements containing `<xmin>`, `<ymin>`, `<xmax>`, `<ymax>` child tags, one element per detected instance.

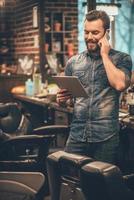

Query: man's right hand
<box><xmin>56</xmin><ymin>89</ymin><xmax>72</xmax><ymax>105</ymax></box>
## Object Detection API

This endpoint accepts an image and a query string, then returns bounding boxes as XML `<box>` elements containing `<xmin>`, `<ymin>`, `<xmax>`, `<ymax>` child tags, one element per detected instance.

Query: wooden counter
<box><xmin>13</xmin><ymin>94</ymin><xmax>73</xmax><ymax>128</ymax></box>
<box><xmin>13</xmin><ymin>94</ymin><xmax>73</xmax><ymax>113</ymax></box>
<box><xmin>0</xmin><ymin>74</ymin><xmax>29</xmax><ymax>102</ymax></box>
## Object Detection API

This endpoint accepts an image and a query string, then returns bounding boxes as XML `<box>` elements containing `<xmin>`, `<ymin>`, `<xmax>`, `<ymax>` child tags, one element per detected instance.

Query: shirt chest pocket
<box><xmin>95</xmin><ymin>68</ymin><xmax>108</xmax><ymax>86</ymax></box>
<box><xmin>73</xmin><ymin>71</ymin><xmax>88</xmax><ymax>87</ymax></box>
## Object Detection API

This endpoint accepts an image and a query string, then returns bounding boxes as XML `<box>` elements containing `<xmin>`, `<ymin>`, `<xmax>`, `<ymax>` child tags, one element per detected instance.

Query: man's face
<box><xmin>84</xmin><ymin>19</ymin><xmax>105</xmax><ymax>52</ymax></box>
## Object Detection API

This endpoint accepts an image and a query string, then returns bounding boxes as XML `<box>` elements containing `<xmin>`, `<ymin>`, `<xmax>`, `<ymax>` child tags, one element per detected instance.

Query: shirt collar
<box><xmin>86</xmin><ymin>48</ymin><xmax>113</xmax><ymax>60</ymax></box>
<box><xmin>86</xmin><ymin>50</ymin><xmax>101</xmax><ymax>60</ymax></box>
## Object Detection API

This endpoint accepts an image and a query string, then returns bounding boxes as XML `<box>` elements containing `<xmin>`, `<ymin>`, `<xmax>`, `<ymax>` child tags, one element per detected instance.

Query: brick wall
<box><xmin>1</xmin><ymin>0</ymin><xmax>78</xmax><ymax>69</ymax></box>
<box><xmin>13</xmin><ymin>0</ymin><xmax>39</xmax><ymax>66</ymax></box>
<box><xmin>0</xmin><ymin>0</ymin><xmax>15</xmax><ymax>65</ymax></box>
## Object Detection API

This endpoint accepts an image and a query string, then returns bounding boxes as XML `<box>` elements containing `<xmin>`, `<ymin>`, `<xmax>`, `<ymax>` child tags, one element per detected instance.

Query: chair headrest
<box><xmin>0</xmin><ymin>103</ymin><xmax>22</xmax><ymax>133</ymax></box>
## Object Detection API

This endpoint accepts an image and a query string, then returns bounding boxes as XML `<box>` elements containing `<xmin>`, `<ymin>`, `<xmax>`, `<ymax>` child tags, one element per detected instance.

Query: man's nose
<box><xmin>87</xmin><ymin>32</ymin><xmax>93</xmax><ymax>40</ymax></box>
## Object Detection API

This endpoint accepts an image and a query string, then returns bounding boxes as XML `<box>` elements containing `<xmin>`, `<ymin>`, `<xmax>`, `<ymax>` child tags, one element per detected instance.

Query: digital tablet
<box><xmin>52</xmin><ymin>76</ymin><xmax>88</xmax><ymax>98</ymax></box>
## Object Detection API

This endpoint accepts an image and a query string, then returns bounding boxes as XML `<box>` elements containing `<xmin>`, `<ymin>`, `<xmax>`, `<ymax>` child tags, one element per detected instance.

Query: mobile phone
<box><xmin>105</xmin><ymin>30</ymin><xmax>110</xmax><ymax>40</ymax></box>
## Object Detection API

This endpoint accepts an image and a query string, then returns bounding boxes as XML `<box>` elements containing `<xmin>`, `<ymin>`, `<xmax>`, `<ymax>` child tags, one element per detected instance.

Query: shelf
<box><xmin>45</xmin><ymin>31</ymin><xmax>72</xmax><ymax>33</ymax></box>
<box><xmin>46</xmin><ymin>51</ymin><xmax>68</xmax><ymax>54</ymax></box>
<box><xmin>44</xmin><ymin>11</ymin><xmax>75</xmax><ymax>76</ymax></box>
<box><xmin>44</xmin><ymin>12</ymin><xmax>64</xmax><ymax>70</ymax></box>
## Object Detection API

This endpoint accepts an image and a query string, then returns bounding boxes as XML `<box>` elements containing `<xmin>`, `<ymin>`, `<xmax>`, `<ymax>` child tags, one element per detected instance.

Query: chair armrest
<box><xmin>0</xmin><ymin>134</ymin><xmax>55</xmax><ymax>149</ymax></box>
<box><xmin>33</xmin><ymin>125</ymin><xmax>70</xmax><ymax>150</ymax></box>
<box><xmin>0</xmin><ymin>134</ymin><xmax>55</xmax><ymax>161</ymax></box>
<box><xmin>33</xmin><ymin>125</ymin><xmax>70</xmax><ymax>135</ymax></box>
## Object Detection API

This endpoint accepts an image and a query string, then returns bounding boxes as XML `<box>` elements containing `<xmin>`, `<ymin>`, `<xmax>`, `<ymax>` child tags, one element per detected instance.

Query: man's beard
<box><xmin>85</xmin><ymin>40</ymin><xmax>100</xmax><ymax>56</ymax></box>
<box><xmin>85</xmin><ymin>40</ymin><xmax>100</xmax><ymax>52</ymax></box>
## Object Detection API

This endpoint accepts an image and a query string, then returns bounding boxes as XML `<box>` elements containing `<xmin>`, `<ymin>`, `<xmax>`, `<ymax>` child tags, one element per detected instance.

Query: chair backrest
<box><xmin>80</xmin><ymin>161</ymin><xmax>134</xmax><ymax>200</ymax></box>
<box><xmin>0</xmin><ymin>171</ymin><xmax>45</xmax><ymax>200</ymax></box>
<box><xmin>47</xmin><ymin>150</ymin><xmax>93</xmax><ymax>200</ymax></box>
<box><xmin>0</xmin><ymin>103</ymin><xmax>22</xmax><ymax>133</ymax></box>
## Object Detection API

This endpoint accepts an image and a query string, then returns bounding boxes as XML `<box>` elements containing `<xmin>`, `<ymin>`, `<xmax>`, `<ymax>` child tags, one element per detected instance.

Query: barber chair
<box><xmin>0</xmin><ymin>171</ymin><xmax>45</xmax><ymax>200</ymax></box>
<box><xmin>0</xmin><ymin>102</ymin><xmax>70</xmax><ymax>165</ymax></box>
<box><xmin>0</xmin><ymin>102</ymin><xmax>70</xmax><ymax>153</ymax></box>
<box><xmin>0</xmin><ymin>102</ymin><xmax>56</xmax><ymax>198</ymax></box>
<box><xmin>0</xmin><ymin>103</ymin><xmax>55</xmax><ymax>171</ymax></box>
<box><xmin>47</xmin><ymin>150</ymin><xmax>93</xmax><ymax>200</ymax></box>
<box><xmin>80</xmin><ymin>161</ymin><xmax>134</xmax><ymax>200</ymax></box>
<box><xmin>0</xmin><ymin>102</ymin><xmax>69</xmax><ymax>198</ymax></box>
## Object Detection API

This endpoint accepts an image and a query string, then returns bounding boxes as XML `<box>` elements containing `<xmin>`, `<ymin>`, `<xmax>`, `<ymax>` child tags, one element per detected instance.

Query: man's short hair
<box><xmin>85</xmin><ymin>10</ymin><xmax>110</xmax><ymax>30</ymax></box>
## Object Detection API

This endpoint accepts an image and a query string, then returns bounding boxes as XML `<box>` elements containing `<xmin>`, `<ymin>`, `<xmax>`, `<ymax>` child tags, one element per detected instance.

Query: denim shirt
<box><xmin>65</xmin><ymin>49</ymin><xmax>132</xmax><ymax>143</ymax></box>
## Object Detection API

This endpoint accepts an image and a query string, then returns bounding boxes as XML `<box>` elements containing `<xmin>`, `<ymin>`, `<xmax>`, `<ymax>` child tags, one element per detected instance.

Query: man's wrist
<box><xmin>101</xmin><ymin>53</ymin><xmax>109</xmax><ymax>59</ymax></box>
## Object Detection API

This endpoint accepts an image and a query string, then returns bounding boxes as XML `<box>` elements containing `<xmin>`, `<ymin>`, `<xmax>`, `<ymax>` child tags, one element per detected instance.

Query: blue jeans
<box><xmin>65</xmin><ymin>134</ymin><xmax>119</xmax><ymax>164</ymax></box>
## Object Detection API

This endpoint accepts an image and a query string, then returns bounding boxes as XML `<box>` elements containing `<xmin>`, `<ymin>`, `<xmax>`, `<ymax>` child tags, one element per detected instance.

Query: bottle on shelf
<box><xmin>33</xmin><ymin>73</ymin><xmax>42</xmax><ymax>95</ymax></box>
<box><xmin>67</xmin><ymin>42</ymin><xmax>74</xmax><ymax>57</ymax></box>
<box><xmin>54</xmin><ymin>21</ymin><xmax>62</xmax><ymax>32</ymax></box>
<box><xmin>52</xmin><ymin>40</ymin><xmax>61</xmax><ymax>53</ymax></box>
<box><xmin>25</xmin><ymin>79</ymin><xmax>34</xmax><ymax>96</ymax></box>
<box><xmin>44</xmin><ymin>43</ymin><xmax>49</xmax><ymax>53</ymax></box>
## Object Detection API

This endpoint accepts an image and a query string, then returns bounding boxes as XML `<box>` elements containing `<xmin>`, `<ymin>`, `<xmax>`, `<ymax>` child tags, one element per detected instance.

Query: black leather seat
<box><xmin>80</xmin><ymin>161</ymin><xmax>134</xmax><ymax>200</ymax></box>
<box><xmin>47</xmin><ymin>150</ymin><xmax>93</xmax><ymax>200</ymax></box>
